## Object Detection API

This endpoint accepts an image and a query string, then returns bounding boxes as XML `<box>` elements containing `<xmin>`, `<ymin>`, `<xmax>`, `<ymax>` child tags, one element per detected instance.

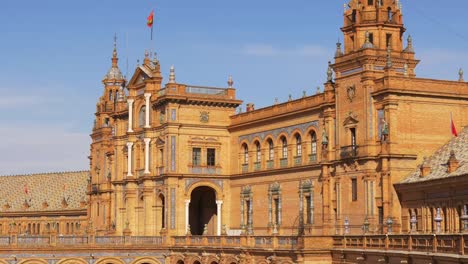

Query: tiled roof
<box><xmin>400</xmin><ymin>127</ymin><xmax>468</xmax><ymax>184</ymax></box>
<box><xmin>0</xmin><ymin>171</ymin><xmax>89</xmax><ymax>212</ymax></box>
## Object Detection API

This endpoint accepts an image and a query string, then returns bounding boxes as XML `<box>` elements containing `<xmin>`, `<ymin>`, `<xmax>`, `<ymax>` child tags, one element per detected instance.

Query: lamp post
<box><xmin>410</xmin><ymin>213</ymin><xmax>418</xmax><ymax>233</ymax></box>
<box><xmin>386</xmin><ymin>217</ymin><xmax>393</xmax><ymax>234</ymax></box>
<box><xmin>434</xmin><ymin>208</ymin><xmax>442</xmax><ymax>234</ymax></box>
<box><xmin>344</xmin><ymin>217</ymin><xmax>350</xmax><ymax>235</ymax></box>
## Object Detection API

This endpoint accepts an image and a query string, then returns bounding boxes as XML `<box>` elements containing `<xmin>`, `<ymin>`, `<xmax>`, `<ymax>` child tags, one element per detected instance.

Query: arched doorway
<box><xmin>189</xmin><ymin>186</ymin><xmax>217</xmax><ymax>235</ymax></box>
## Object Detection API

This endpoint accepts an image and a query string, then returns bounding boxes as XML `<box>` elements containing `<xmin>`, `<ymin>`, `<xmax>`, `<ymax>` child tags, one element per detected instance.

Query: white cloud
<box><xmin>0</xmin><ymin>124</ymin><xmax>90</xmax><ymax>175</ymax></box>
<box><xmin>241</xmin><ymin>44</ymin><xmax>330</xmax><ymax>58</ymax></box>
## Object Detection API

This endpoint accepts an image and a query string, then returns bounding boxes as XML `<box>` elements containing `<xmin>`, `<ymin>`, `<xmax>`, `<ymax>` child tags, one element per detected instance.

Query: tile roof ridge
<box><xmin>0</xmin><ymin>170</ymin><xmax>90</xmax><ymax>178</ymax></box>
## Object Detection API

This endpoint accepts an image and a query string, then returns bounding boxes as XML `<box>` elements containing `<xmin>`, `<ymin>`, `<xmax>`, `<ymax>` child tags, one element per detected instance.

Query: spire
<box><xmin>169</xmin><ymin>65</ymin><xmax>176</xmax><ymax>83</ymax></box>
<box><xmin>227</xmin><ymin>75</ymin><xmax>234</xmax><ymax>88</ymax></box>
<box><xmin>361</xmin><ymin>31</ymin><xmax>374</xmax><ymax>49</ymax></box>
<box><xmin>112</xmin><ymin>33</ymin><xmax>118</xmax><ymax>67</ymax></box>
<box><xmin>404</xmin><ymin>35</ymin><xmax>415</xmax><ymax>53</ymax></box>
<box><xmin>104</xmin><ymin>34</ymin><xmax>124</xmax><ymax>81</ymax></box>
<box><xmin>459</xmin><ymin>68</ymin><xmax>464</xmax><ymax>82</ymax></box>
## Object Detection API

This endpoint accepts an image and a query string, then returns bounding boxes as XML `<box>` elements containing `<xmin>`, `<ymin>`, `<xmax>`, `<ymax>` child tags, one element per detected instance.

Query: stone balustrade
<box><xmin>333</xmin><ymin>234</ymin><xmax>468</xmax><ymax>255</ymax></box>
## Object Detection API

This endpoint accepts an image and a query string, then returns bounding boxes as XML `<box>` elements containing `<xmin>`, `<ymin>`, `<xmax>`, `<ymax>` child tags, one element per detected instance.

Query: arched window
<box><xmin>255</xmin><ymin>141</ymin><xmax>261</xmax><ymax>162</ymax></box>
<box><xmin>311</xmin><ymin>131</ymin><xmax>317</xmax><ymax>160</ymax></box>
<box><xmin>295</xmin><ymin>134</ymin><xmax>302</xmax><ymax>156</ymax></box>
<box><xmin>387</xmin><ymin>7</ymin><xmax>393</xmax><ymax>22</ymax></box>
<box><xmin>138</xmin><ymin>106</ymin><xmax>146</xmax><ymax>128</ymax></box>
<box><xmin>243</xmin><ymin>144</ymin><xmax>249</xmax><ymax>164</ymax></box>
<box><xmin>268</xmin><ymin>139</ymin><xmax>274</xmax><ymax>160</ymax></box>
<box><xmin>281</xmin><ymin>137</ymin><xmax>288</xmax><ymax>158</ymax></box>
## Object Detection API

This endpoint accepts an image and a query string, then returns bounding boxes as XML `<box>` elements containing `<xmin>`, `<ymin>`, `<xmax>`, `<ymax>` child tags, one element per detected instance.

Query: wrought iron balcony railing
<box><xmin>340</xmin><ymin>145</ymin><xmax>359</xmax><ymax>159</ymax></box>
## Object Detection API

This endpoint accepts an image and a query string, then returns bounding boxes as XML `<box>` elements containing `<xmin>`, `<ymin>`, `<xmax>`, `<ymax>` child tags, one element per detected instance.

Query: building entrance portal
<box><xmin>189</xmin><ymin>186</ymin><xmax>217</xmax><ymax>235</ymax></box>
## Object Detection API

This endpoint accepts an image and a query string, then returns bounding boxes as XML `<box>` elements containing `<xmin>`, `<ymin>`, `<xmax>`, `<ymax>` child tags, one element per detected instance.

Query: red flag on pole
<box><xmin>451</xmin><ymin>113</ymin><xmax>458</xmax><ymax>137</ymax></box>
<box><xmin>147</xmin><ymin>10</ymin><xmax>155</xmax><ymax>40</ymax></box>
<box><xmin>147</xmin><ymin>10</ymin><xmax>154</xmax><ymax>28</ymax></box>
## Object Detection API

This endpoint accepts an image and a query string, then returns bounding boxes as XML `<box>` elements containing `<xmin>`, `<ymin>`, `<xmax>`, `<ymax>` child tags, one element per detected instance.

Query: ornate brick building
<box><xmin>0</xmin><ymin>1</ymin><xmax>467</xmax><ymax>264</ymax></box>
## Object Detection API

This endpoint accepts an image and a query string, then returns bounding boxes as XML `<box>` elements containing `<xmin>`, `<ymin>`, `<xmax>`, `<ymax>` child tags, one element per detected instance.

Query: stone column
<box><xmin>144</xmin><ymin>138</ymin><xmax>151</xmax><ymax>174</ymax></box>
<box><xmin>126</xmin><ymin>142</ymin><xmax>134</xmax><ymax>176</ymax></box>
<box><xmin>216</xmin><ymin>200</ymin><xmax>223</xmax><ymax>236</ymax></box>
<box><xmin>144</xmin><ymin>93</ymin><xmax>151</xmax><ymax>128</ymax></box>
<box><xmin>185</xmin><ymin>200</ymin><xmax>190</xmax><ymax>234</ymax></box>
<box><xmin>127</xmin><ymin>99</ymin><xmax>134</xmax><ymax>133</ymax></box>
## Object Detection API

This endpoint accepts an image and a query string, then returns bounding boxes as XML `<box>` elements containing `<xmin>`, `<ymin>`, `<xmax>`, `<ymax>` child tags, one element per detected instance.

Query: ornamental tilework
<box><xmin>238</xmin><ymin>121</ymin><xmax>319</xmax><ymax>144</ymax></box>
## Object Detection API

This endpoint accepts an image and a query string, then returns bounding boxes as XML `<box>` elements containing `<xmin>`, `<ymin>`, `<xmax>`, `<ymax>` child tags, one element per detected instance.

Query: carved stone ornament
<box><xmin>200</xmin><ymin>111</ymin><xmax>209</xmax><ymax>123</ymax></box>
<box><xmin>347</xmin><ymin>85</ymin><xmax>356</xmax><ymax>102</ymax></box>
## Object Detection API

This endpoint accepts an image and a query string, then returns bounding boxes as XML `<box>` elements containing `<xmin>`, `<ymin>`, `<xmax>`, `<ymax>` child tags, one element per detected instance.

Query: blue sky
<box><xmin>0</xmin><ymin>0</ymin><xmax>467</xmax><ymax>174</ymax></box>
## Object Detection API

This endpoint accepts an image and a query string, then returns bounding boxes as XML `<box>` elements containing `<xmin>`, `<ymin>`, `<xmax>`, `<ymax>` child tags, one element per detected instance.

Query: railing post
<box><xmin>385</xmin><ymin>234</ymin><xmax>389</xmax><ymax>250</ymax></box>
<box><xmin>9</xmin><ymin>230</ymin><xmax>17</xmax><ymax>247</ymax></box>
<box><xmin>363</xmin><ymin>235</ymin><xmax>367</xmax><ymax>249</ymax></box>
<box><xmin>408</xmin><ymin>234</ymin><xmax>412</xmax><ymax>251</ymax></box>
<box><xmin>272</xmin><ymin>235</ymin><xmax>278</xmax><ymax>249</ymax></box>
<box><xmin>49</xmin><ymin>230</ymin><xmax>57</xmax><ymax>246</ymax></box>
<box><xmin>460</xmin><ymin>234</ymin><xmax>465</xmax><ymax>255</ymax></box>
<box><xmin>433</xmin><ymin>234</ymin><xmax>437</xmax><ymax>253</ymax></box>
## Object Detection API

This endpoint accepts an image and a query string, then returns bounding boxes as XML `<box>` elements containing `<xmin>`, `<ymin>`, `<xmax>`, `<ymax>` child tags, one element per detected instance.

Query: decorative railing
<box><xmin>129</xmin><ymin>236</ymin><xmax>164</xmax><ymax>245</ymax></box>
<box><xmin>17</xmin><ymin>236</ymin><xmax>50</xmax><ymax>246</ymax></box>
<box><xmin>333</xmin><ymin>234</ymin><xmax>468</xmax><ymax>255</ymax></box>
<box><xmin>242</xmin><ymin>164</ymin><xmax>248</xmax><ymax>173</ymax></box>
<box><xmin>294</xmin><ymin>156</ymin><xmax>302</xmax><ymax>166</ymax></box>
<box><xmin>266</xmin><ymin>160</ymin><xmax>274</xmax><ymax>169</ymax></box>
<box><xmin>0</xmin><ymin>237</ymin><xmax>9</xmax><ymax>245</ymax></box>
<box><xmin>254</xmin><ymin>162</ymin><xmax>261</xmax><ymax>171</ymax></box>
<box><xmin>309</xmin><ymin>154</ymin><xmax>317</xmax><ymax>163</ymax></box>
<box><xmin>185</xmin><ymin>86</ymin><xmax>227</xmax><ymax>96</ymax></box>
<box><xmin>190</xmin><ymin>166</ymin><xmax>221</xmax><ymax>175</ymax></box>
<box><xmin>57</xmin><ymin>236</ymin><xmax>88</xmax><ymax>245</ymax></box>
<box><xmin>340</xmin><ymin>145</ymin><xmax>359</xmax><ymax>159</ymax></box>
<box><xmin>95</xmin><ymin>236</ymin><xmax>124</xmax><ymax>245</ymax></box>
<box><xmin>280</xmin><ymin>158</ymin><xmax>288</xmax><ymax>168</ymax></box>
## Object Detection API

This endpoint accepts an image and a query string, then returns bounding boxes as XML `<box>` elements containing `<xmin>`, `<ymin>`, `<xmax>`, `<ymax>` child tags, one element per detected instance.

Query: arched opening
<box><xmin>295</xmin><ymin>134</ymin><xmax>302</xmax><ymax>157</ymax></box>
<box><xmin>139</xmin><ymin>106</ymin><xmax>146</xmax><ymax>128</ymax></box>
<box><xmin>254</xmin><ymin>141</ymin><xmax>261</xmax><ymax>162</ymax></box>
<box><xmin>189</xmin><ymin>186</ymin><xmax>217</xmax><ymax>235</ymax></box>
<box><xmin>242</xmin><ymin>144</ymin><xmax>249</xmax><ymax>164</ymax></box>
<box><xmin>157</xmin><ymin>194</ymin><xmax>166</xmax><ymax>231</ymax></box>
<box><xmin>193</xmin><ymin>261</ymin><xmax>201</xmax><ymax>264</ymax></box>
<box><xmin>176</xmin><ymin>261</ymin><xmax>184</xmax><ymax>264</ymax></box>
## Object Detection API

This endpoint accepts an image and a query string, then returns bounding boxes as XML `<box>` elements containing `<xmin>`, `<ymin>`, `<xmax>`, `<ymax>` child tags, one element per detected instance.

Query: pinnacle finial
<box><xmin>145</xmin><ymin>50</ymin><xmax>149</xmax><ymax>58</ymax></box>
<box><xmin>113</xmin><ymin>33</ymin><xmax>117</xmax><ymax>56</ymax></box>
<box><xmin>459</xmin><ymin>68</ymin><xmax>464</xmax><ymax>82</ymax></box>
<box><xmin>404</xmin><ymin>35</ymin><xmax>414</xmax><ymax>53</ymax></box>
<box><xmin>327</xmin><ymin>61</ymin><xmax>333</xmax><ymax>82</ymax></box>
<box><xmin>169</xmin><ymin>65</ymin><xmax>176</xmax><ymax>83</ymax></box>
<box><xmin>316</xmin><ymin>86</ymin><xmax>321</xmax><ymax>94</ymax></box>
<box><xmin>335</xmin><ymin>41</ymin><xmax>343</xmax><ymax>57</ymax></box>
<box><xmin>227</xmin><ymin>75</ymin><xmax>234</xmax><ymax>88</ymax></box>
<box><xmin>361</xmin><ymin>31</ymin><xmax>374</xmax><ymax>49</ymax></box>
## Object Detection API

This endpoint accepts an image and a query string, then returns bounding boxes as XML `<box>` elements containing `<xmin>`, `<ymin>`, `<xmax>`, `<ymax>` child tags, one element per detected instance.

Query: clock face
<box><xmin>200</xmin><ymin>111</ymin><xmax>209</xmax><ymax>123</ymax></box>
<box><xmin>347</xmin><ymin>85</ymin><xmax>356</xmax><ymax>102</ymax></box>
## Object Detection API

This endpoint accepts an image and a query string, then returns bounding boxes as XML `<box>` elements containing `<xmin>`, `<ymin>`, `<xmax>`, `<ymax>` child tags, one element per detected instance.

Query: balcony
<box><xmin>340</xmin><ymin>145</ymin><xmax>359</xmax><ymax>159</ymax></box>
<box><xmin>266</xmin><ymin>160</ymin><xmax>274</xmax><ymax>169</ymax></box>
<box><xmin>190</xmin><ymin>166</ymin><xmax>221</xmax><ymax>175</ymax></box>
<box><xmin>309</xmin><ymin>154</ymin><xmax>317</xmax><ymax>163</ymax></box>
<box><xmin>254</xmin><ymin>162</ymin><xmax>261</xmax><ymax>171</ymax></box>
<box><xmin>280</xmin><ymin>158</ymin><xmax>288</xmax><ymax>168</ymax></box>
<box><xmin>242</xmin><ymin>164</ymin><xmax>249</xmax><ymax>173</ymax></box>
<box><xmin>294</xmin><ymin>156</ymin><xmax>302</xmax><ymax>166</ymax></box>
